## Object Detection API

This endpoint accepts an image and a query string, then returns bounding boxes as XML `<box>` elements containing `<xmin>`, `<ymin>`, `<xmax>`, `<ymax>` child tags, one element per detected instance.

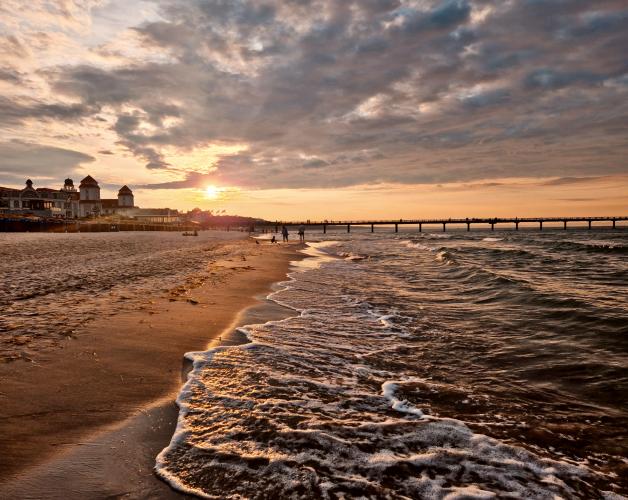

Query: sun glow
<box><xmin>205</xmin><ymin>185</ymin><xmax>222</xmax><ymax>199</ymax></box>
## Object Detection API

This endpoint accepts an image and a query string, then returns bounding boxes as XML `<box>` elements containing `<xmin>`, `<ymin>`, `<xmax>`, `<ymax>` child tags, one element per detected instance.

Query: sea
<box><xmin>156</xmin><ymin>227</ymin><xmax>628</xmax><ymax>499</ymax></box>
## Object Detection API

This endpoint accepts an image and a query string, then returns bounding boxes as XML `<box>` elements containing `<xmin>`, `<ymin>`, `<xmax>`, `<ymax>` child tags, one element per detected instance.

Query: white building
<box><xmin>0</xmin><ymin>179</ymin><xmax>79</xmax><ymax>218</ymax></box>
<box><xmin>101</xmin><ymin>185</ymin><xmax>137</xmax><ymax>216</ymax></box>
<box><xmin>78</xmin><ymin>176</ymin><xmax>139</xmax><ymax>217</ymax></box>
<box><xmin>1</xmin><ymin>175</ymin><xmax>179</xmax><ymax>222</ymax></box>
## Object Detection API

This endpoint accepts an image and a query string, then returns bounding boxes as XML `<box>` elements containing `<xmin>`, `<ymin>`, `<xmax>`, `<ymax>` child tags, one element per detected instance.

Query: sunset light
<box><xmin>0</xmin><ymin>1</ymin><xmax>626</xmax><ymax>498</ymax></box>
<box><xmin>204</xmin><ymin>185</ymin><xmax>222</xmax><ymax>200</ymax></box>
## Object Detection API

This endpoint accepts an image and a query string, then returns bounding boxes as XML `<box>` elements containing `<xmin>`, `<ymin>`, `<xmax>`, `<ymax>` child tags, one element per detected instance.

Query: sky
<box><xmin>0</xmin><ymin>0</ymin><xmax>626</xmax><ymax>219</ymax></box>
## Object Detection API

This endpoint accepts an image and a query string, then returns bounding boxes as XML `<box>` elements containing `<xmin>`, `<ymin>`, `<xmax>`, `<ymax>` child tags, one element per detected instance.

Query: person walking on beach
<box><xmin>282</xmin><ymin>225</ymin><xmax>289</xmax><ymax>242</ymax></box>
<box><xmin>298</xmin><ymin>225</ymin><xmax>305</xmax><ymax>242</ymax></box>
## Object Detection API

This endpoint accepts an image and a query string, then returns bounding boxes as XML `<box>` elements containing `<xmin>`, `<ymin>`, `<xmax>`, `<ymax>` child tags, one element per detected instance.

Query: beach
<box><xmin>0</xmin><ymin>231</ymin><xmax>298</xmax><ymax>498</ymax></box>
<box><xmin>1</xmin><ymin>229</ymin><xmax>626</xmax><ymax>499</ymax></box>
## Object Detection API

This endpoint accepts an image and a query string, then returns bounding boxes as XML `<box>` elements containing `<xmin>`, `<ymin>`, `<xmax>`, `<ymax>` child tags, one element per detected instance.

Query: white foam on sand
<box><xmin>382</xmin><ymin>380</ymin><xmax>425</xmax><ymax>417</ymax></box>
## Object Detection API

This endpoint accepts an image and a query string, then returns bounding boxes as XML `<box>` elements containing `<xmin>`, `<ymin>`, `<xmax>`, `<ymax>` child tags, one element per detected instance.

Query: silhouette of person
<box><xmin>298</xmin><ymin>225</ymin><xmax>305</xmax><ymax>242</ymax></box>
<box><xmin>271</xmin><ymin>235</ymin><xmax>277</xmax><ymax>243</ymax></box>
<box><xmin>282</xmin><ymin>225</ymin><xmax>289</xmax><ymax>242</ymax></box>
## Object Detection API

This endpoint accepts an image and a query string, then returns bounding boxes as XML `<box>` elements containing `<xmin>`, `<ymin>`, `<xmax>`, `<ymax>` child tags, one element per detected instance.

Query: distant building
<box><xmin>118</xmin><ymin>185</ymin><xmax>134</xmax><ymax>208</ymax></box>
<box><xmin>131</xmin><ymin>208</ymin><xmax>181</xmax><ymax>224</ymax></box>
<box><xmin>0</xmin><ymin>175</ymin><xmax>178</xmax><ymax>222</ymax></box>
<box><xmin>100</xmin><ymin>185</ymin><xmax>137</xmax><ymax>217</ymax></box>
<box><xmin>0</xmin><ymin>179</ymin><xmax>79</xmax><ymax>218</ymax></box>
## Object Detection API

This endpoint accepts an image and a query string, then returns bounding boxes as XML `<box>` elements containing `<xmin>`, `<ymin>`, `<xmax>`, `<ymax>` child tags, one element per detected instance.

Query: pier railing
<box><xmin>261</xmin><ymin>216</ymin><xmax>627</xmax><ymax>233</ymax></box>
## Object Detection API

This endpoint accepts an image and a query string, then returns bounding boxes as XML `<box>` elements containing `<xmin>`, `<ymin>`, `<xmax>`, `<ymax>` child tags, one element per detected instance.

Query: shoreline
<box><xmin>0</xmin><ymin>237</ymin><xmax>301</xmax><ymax>498</ymax></box>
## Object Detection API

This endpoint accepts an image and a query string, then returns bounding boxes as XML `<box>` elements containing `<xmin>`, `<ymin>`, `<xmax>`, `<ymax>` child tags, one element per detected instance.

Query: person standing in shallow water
<box><xmin>298</xmin><ymin>225</ymin><xmax>305</xmax><ymax>242</ymax></box>
<box><xmin>282</xmin><ymin>225</ymin><xmax>289</xmax><ymax>242</ymax></box>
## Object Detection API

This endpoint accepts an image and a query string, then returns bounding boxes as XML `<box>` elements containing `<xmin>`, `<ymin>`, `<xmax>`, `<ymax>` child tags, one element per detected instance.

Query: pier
<box><xmin>267</xmin><ymin>216</ymin><xmax>627</xmax><ymax>233</ymax></box>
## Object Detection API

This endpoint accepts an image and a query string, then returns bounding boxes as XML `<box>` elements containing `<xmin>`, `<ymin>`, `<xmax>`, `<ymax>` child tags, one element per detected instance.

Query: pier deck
<box><xmin>265</xmin><ymin>216</ymin><xmax>627</xmax><ymax>233</ymax></box>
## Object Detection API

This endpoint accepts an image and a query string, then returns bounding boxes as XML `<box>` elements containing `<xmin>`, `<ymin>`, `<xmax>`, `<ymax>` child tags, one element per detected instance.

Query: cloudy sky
<box><xmin>1</xmin><ymin>0</ymin><xmax>626</xmax><ymax>218</ymax></box>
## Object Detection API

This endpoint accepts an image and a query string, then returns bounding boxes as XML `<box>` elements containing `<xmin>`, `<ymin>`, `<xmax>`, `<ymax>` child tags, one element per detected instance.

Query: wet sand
<box><xmin>0</xmin><ymin>237</ymin><xmax>299</xmax><ymax>498</ymax></box>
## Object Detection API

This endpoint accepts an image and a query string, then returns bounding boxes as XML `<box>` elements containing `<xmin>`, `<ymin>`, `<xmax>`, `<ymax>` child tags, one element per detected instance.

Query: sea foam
<box><xmin>156</xmin><ymin>235</ymin><xmax>625</xmax><ymax>498</ymax></box>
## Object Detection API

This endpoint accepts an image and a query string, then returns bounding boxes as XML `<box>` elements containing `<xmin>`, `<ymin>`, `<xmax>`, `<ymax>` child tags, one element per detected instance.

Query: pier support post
<box><xmin>588</xmin><ymin>220</ymin><xmax>592</xmax><ymax>230</ymax></box>
<box><xmin>539</xmin><ymin>221</ymin><xmax>543</xmax><ymax>231</ymax></box>
<box><xmin>323</xmin><ymin>224</ymin><xmax>327</xmax><ymax>234</ymax></box>
<box><xmin>442</xmin><ymin>222</ymin><xmax>446</xmax><ymax>232</ymax></box>
<box><xmin>371</xmin><ymin>224</ymin><xmax>374</xmax><ymax>233</ymax></box>
<box><xmin>275</xmin><ymin>225</ymin><xmax>278</xmax><ymax>233</ymax></box>
<box><xmin>419</xmin><ymin>223</ymin><xmax>422</xmax><ymax>233</ymax></box>
<box><xmin>515</xmin><ymin>222</ymin><xmax>519</xmax><ymax>231</ymax></box>
<box><xmin>564</xmin><ymin>221</ymin><xmax>567</xmax><ymax>230</ymax></box>
<box><xmin>613</xmin><ymin>219</ymin><xmax>616</xmax><ymax>229</ymax></box>
<box><xmin>491</xmin><ymin>223</ymin><xmax>494</xmax><ymax>231</ymax></box>
<box><xmin>347</xmin><ymin>224</ymin><xmax>351</xmax><ymax>233</ymax></box>
<box><xmin>467</xmin><ymin>223</ymin><xmax>470</xmax><ymax>232</ymax></box>
<box><xmin>395</xmin><ymin>223</ymin><xmax>398</xmax><ymax>233</ymax></box>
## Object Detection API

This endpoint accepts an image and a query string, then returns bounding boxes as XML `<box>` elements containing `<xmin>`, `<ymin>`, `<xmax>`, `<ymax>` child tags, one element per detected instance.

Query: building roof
<box><xmin>118</xmin><ymin>185</ymin><xmax>133</xmax><ymax>195</ymax></box>
<box><xmin>79</xmin><ymin>175</ymin><xmax>99</xmax><ymax>188</ymax></box>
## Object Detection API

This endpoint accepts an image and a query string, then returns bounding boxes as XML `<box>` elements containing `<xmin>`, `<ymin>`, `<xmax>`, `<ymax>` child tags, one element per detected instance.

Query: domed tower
<box><xmin>62</xmin><ymin>178</ymin><xmax>76</xmax><ymax>192</ymax></box>
<box><xmin>79</xmin><ymin>175</ymin><xmax>100</xmax><ymax>201</ymax></box>
<box><xmin>118</xmin><ymin>185</ymin><xmax>134</xmax><ymax>208</ymax></box>
<box><xmin>79</xmin><ymin>175</ymin><xmax>101</xmax><ymax>217</ymax></box>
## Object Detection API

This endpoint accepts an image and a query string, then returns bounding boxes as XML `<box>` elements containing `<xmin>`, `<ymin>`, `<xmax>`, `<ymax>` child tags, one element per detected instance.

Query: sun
<box><xmin>205</xmin><ymin>185</ymin><xmax>221</xmax><ymax>199</ymax></box>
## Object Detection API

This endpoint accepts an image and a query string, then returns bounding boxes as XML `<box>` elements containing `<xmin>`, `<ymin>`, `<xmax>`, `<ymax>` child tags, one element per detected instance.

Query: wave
<box><xmin>338</xmin><ymin>251</ymin><xmax>369</xmax><ymax>261</ymax></box>
<box><xmin>156</xmin><ymin>335</ymin><xmax>605</xmax><ymax>499</ymax></box>
<box><xmin>426</xmin><ymin>233</ymin><xmax>453</xmax><ymax>239</ymax></box>
<box><xmin>550</xmin><ymin>240</ymin><xmax>628</xmax><ymax>255</ymax></box>
<box><xmin>402</xmin><ymin>240</ymin><xmax>434</xmax><ymax>252</ymax></box>
<box><xmin>435</xmin><ymin>249</ymin><xmax>456</xmax><ymax>265</ymax></box>
<box><xmin>155</xmin><ymin>240</ymin><xmax>621</xmax><ymax>498</ymax></box>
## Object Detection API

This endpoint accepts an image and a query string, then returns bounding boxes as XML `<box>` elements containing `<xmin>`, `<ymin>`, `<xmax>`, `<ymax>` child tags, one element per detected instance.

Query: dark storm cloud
<box><xmin>541</xmin><ymin>176</ymin><xmax>605</xmax><ymax>186</ymax></box>
<box><xmin>402</xmin><ymin>0</ymin><xmax>471</xmax><ymax>31</ymax></box>
<box><xmin>523</xmin><ymin>69</ymin><xmax>607</xmax><ymax>90</ymax></box>
<box><xmin>0</xmin><ymin>140</ymin><xmax>95</xmax><ymax>183</ymax></box>
<box><xmin>137</xmin><ymin>171</ymin><xmax>208</xmax><ymax>190</ymax></box>
<box><xmin>0</xmin><ymin>96</ymin><xmax>97</xmax><ymax>126</ymax></box>
<box><xmin>40</xmin><ymin>0</ymin><xmax>628</xmax><ymax>188</ymax></box>
<box><xmin>0</xmin><ymin>67</ymin><xmax>23</xmax><ymax>84</ymax></box>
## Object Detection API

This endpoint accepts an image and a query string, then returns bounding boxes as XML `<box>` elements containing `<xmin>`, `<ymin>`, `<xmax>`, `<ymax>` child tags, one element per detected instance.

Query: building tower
<box><xmin>79</xmin><ymin>175</ymin><xmax>101</xmax><ymax>217</ymax></box>
<box><xmin>117</xmin><ymin>185</ymin><xmax>134</xmax><ymax>208</ymax></box>
<box><xmin>79</xmin><ymin>175</ymin><xmax>100</xmax><ymax>201</ymax></box>
<box><xmin>62</xmin><ymin>178</ymin><xmax>76</xmax><ymax>192</ymax></box>
<box><xmin>61</xmin><ymin>178</ymin><xmax>79</xmax><ymax>218</ymax></box>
